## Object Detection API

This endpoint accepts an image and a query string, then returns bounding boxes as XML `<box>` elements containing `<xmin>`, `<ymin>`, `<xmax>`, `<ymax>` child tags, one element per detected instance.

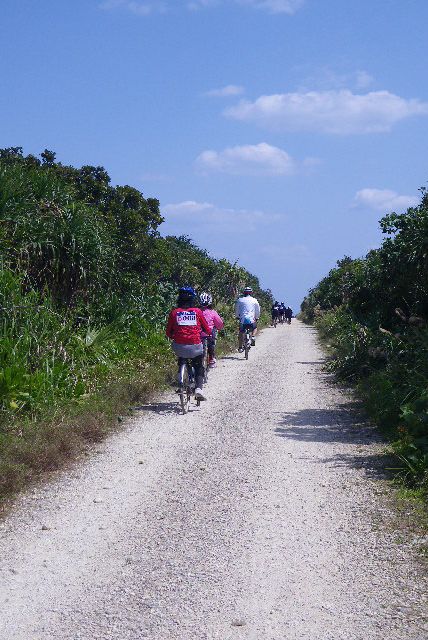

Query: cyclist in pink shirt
<box><xmin>199</xmin><ymin>292</ymin><xmax>224</xmax><ymax>367</ymax></box>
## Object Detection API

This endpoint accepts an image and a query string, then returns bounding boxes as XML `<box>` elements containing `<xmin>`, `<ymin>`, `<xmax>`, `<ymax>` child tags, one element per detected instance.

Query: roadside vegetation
<box><xmin>0</xmin><ymin>147</ymin><xmax>272</xmax><ymax>502</ymax></box>
<box><xmin>300</xmin><ymin>188</ymin><xmax>428</xmax><ymax>496</ymax></box>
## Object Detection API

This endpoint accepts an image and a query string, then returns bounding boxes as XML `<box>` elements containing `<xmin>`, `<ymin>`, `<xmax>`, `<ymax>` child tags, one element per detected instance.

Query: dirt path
<box><xmin>1</xmin><ymin>322</ymin><xmax>427</xmax><ymax>639</ymax></box>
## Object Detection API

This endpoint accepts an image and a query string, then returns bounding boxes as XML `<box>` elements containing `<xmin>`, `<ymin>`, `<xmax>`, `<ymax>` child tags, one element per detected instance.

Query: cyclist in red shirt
<box><xmin>166</xmin><ymin>286</ymin><xmax>211</xmax><ymax>401</ymax></box>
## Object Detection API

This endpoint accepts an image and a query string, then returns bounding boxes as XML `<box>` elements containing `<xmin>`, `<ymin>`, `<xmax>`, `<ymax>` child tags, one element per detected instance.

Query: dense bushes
<box><xmin>0</xmin><ymin>147</ymin><xmax>272</xmax><ymax>498</ymax></box>
<box><xmin>300</xmin><ymin>189</ymin><xmax>428</xmax><ymax>492</ymax></box>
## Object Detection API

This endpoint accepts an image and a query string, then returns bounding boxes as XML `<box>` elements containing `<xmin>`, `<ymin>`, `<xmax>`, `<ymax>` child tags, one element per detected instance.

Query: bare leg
<box><xmin>238</xmin><ymin>329</ymin><xmax>243</xmax><ymax>350</ymax></box>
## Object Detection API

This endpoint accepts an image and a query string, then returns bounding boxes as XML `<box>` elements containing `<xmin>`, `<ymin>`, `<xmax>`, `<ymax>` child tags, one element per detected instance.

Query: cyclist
<box><xmin>235</xmin><ymin>286</ymin><xmax>261</xmax><ymax>351</ymax></box>
<box><xmin>279</xmin><ymin>302</ymin><xmax>286</xmax><ymax>323</ymax></box>
<box><xmin>271</xmin><ymin>300</ymin><xmax>280</xmax><ymax>326</ymax></box>
<box><xmin>199</xmin><ymin>292</ymin><xmax>224</xmax><ymax>367</ymax></box>
<box><xmin>286</xmin><ymin>306</ymin><xmax>293</xmax><ymax>323</ymax></box>
<box><xmin>166</xmin><ymin>286</ymin><xmax>211</xmax><ymax>401</ymax></box>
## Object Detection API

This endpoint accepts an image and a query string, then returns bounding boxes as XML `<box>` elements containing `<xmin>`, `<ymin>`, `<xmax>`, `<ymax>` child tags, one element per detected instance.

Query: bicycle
<box><xmin>177</xmin><ymin>358</ymin><xmax>201</xmax><ymax>413</ymax></box>
<box><xmin>272</xmin><ymin>315</ymin><xmax>278</xmax><ymax>328</ymax></box>
<box><xmin>202</xmin><ymin>337</ymin><xmax>209</xmax><ymax>384</ymax></box>
<box><xmin>242</xmin><ymin>325</ymin><xmax>252</xmax><ymax>360</ymax></box>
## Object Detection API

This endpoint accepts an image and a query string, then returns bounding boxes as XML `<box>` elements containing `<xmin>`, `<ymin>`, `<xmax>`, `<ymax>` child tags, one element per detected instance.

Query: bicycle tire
<box><xmin>203</xmin><ymin>340</ymin><xmax>209</xmax><ymax>384</ymax></box>
<box><xmin>178</xmin><ymin>362</ymin><xmax>190</xmax><ymax>414</ymax></box>
<box><xmin>244</xmin><ymin>330</ymin><xmax>250</xmax><ymax>360</ymax></box>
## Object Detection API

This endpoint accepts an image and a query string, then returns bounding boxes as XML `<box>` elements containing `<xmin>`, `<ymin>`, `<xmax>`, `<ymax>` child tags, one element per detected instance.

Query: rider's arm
<box><xmin>212</xmin><ymin>310</ymin><xmax>224</xmax><ymax>330</ymax></box>
<box><xmin>198</xmin><ymin>309</ymin><xmax>211</xmax><ymax>336</ymax></box>
<box><xmin>165</xmin><ymin>310</ymin><xmax>176</xmax><ymax>339</ymax></box>
<box><xmin>255</xmin><ymin>301</ymin><xmax>261</xmax><ymax>319</ymax></box>
<box><xmin>234</xmin><ymin>299</ymin><xmax>242</xmax><ymax>320</ymax></box>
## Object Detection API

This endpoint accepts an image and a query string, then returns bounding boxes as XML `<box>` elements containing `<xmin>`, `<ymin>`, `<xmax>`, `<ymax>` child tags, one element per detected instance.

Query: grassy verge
<box><xmin>0</xmin><ymin>149</ymin><xmax>275</xmax><ymax>509</ymax></box>
<box><xmin>0</xmin><ymin>339</ymin><xmax>176</xmax><ymax>508</ymax></box>
<box><xmin>0</xmin><ymin>308</ymin><xmax>269</xmax><ymax>508</ymax></box>
<box><xmin>305</xmin><ymin>316</ymin><xmax>428</xmax><ymax>552</ymax></box>
<box><xmin>306</xmin><ymin>310</ymin><xmax>428</xmax><ymax>503</ymax></box>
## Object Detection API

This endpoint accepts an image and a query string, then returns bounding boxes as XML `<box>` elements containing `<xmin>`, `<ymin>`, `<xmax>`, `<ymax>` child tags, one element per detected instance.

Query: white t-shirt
<box><xmin>235</xmin><ymin>295</ymin><xmax>261</xmax><ymax>323</ymax></box>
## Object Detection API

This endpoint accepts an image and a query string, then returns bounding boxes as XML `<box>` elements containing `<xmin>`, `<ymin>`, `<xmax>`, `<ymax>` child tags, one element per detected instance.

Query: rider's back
<box><xmin>235</xmin><ymin>295</ymin><xmax>260</xmax><ymax>322</ymax></box>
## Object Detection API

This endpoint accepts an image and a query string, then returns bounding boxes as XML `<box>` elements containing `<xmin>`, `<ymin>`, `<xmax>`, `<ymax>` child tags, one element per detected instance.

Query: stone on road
<box><xmin>0</xmin><ymin>322</ymin><xmax>427</xmax><ymax>639</ymax></box>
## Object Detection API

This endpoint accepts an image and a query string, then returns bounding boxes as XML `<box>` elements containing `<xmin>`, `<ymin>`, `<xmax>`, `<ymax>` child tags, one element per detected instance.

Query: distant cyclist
<box><xmin>279</xmin><ymin>302</ymin><xmax>286</xmax><ymax>323</ymax></box>
<box><xmin>271</xmin><ymin>300</ymin><xmax>280</xmax><ymax>326</ymax></box>
<box><xmin>235</xmin><ymin>286</ymin><xmax>261</xmax><ymax>351</ymax></box>
<box><xmin>199</xmin><ymin>292</ymin><xmax>224</xmax><ymax>367</ymax></box>
<box><xmin>166</xmin><ymin>286</ymin><xmax>211</xmax><ymax>401</ymax></box>
<box><xmin>286</xmin><ymin>306</ymin><xmax>293</xmax><ymax>323</ymax></box>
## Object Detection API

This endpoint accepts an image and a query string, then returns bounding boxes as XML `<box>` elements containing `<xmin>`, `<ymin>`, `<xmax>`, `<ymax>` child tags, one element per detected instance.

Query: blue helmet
<box><xmin>178</xmin><ymin>286</ymin><xmax>196</xmax><ymax>301</ymax></box>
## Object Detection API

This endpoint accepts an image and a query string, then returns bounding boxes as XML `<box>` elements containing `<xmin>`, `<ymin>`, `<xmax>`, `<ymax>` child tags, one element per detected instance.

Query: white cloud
<box><xmin>237</xmin><ymin>0</ymin><xmax>305</xmax><ymax>14</ymax></box>
<box><xmin>205</xmin><ymin>85</ymin><xmax>245</xmax><ymax>97</ymax></box>
<box><xmin>355</xmin><ymin>70</ymin><xmax>374</xmax><ymax>90</ymax></box>
<box><xmin>354</xmin><ymin>188</ymin><xmax>419</xmax><ymax>212</ymax></box>
<box><xmin>225</xmin><ymin>90</ymin><xmax>428</xmax><ymax>134</ymax></box>
<box><xmin>187</xmin><ymin>0</ymin><xmax>219</xmax><ymax>8</ymax></box>
<box><xmin>298</xmin><ymin>67</ymin><xmax>375</xmax><ymax>92</ymax></box>
<box><xmin>302</xmin><ymin>156</ymin><xmax>322</xmax><ymax>170</ymax></box>
<box><xmin>104</xmin><ymin>0</ymin><xmax>304</xmax><ymax>14</ymax></box>
<box><xmin>99</xmin><ymin>0</ymin><xmax>166</xmax><ymax>14</ymax></box>
<box><xmin>196</xmin><ymin>143</ymin><xmax>295</xmax><ymax>175</ymax></box>
<box><xmin>163</xmin><ymin>200</ymin><xmax>280</xmax><ymax>231</ymax></box>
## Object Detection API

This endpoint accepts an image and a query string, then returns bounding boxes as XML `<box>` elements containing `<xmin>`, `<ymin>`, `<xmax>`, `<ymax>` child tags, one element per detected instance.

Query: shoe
<box><xmin>251</xmin><ymin>338</ymin><xmax>256</xmax><ymax>346</ymax></box>
<box><xmin>208</xmin><ymin>358</ymin><xmax>216</xmax><ymax>367</ymax></box>
<box><xmin>194</xmin><ymin>388</ymin><xmax>207</xmax><ymax>401</ymax></box>
<box><xmin>238</xmin><ymin>347</ymin><xmax>244</xmax><ymax>353</ymax></box>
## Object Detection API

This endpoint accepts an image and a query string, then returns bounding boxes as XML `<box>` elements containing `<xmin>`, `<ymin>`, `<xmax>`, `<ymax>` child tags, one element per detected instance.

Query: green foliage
<box><xmin>0</xmin><ymin>147</ymin><xmax>272</xmax><ymax>498</ymax></box>
<box><xmin>301</xmin><ymin>188</ymin><xmax>428</xmax><ymax>492</ymax></box>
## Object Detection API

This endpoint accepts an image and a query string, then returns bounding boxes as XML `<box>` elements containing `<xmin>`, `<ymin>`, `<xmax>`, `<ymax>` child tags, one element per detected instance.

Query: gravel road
<box><xmin>1</xmin><ymin>321</ymin><xmax>427</xmax><ymax>639</ymax></box>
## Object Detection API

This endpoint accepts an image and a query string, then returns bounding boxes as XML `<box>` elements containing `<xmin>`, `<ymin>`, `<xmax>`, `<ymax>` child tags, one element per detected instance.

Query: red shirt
<box><xmin>166</xmin><ymin>307</ymin><xmax>211</xmax><ymax>345</ymax></box>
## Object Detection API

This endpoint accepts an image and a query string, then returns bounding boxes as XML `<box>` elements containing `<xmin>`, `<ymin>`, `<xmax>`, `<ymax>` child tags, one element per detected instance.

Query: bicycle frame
<box><xmin>202</xmin><ymin>337</ymin><xmax>209</xmax><ymax>383</ymax></box>
<box><xmin>177</xmin><ymin>358</ymin><xmax>200</xmax><ymax>413</ymax></box>
<box><xmin>243</xmin><ymin>326</ymin><xmax>252</xmax><ymax>360</ymax></box>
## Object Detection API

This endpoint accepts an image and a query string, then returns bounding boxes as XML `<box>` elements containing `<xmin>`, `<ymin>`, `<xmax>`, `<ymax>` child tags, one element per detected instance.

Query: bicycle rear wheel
<box><xmin>244</xmin><ymin>330</ymin><xmax>250</xmax><ymax>360</ymax></box>
<box><xmin>178</xmin><ymin>362</ymin><xmax>191</xmax><ymax>414</ymax></box>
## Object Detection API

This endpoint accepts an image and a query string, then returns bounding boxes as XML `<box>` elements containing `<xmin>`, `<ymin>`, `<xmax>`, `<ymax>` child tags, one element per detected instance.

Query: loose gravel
<box><xmin>1</xmin><ymin>321</ymin><xmax>427</xmax><ymax>639</ymax></box>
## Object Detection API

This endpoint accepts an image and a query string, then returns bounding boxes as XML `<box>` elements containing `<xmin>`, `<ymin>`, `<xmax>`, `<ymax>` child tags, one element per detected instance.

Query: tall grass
<box><xmin>301</xmin><ymin>190</ymin><xmax>428</xmax><ymax>494</ymax></box>
<box><xmin>0</xmin><ymin>148</ymin><xmax>273</xmax><ymax>501</ymax></box>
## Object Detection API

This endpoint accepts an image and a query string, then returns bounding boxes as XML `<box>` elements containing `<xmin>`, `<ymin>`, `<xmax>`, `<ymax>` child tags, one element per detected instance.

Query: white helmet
<box><xmin>199</xmin><ymin>291</ymin><xmax>213</xmax><ymax>306</ymax></box>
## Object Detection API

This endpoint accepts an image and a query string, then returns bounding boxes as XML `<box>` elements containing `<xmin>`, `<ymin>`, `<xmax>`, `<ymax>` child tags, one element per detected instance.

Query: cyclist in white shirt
<box><xmin>235</xmin><ymin>286</ymin><xmax>261</xmax><ymax>351</ymax></box>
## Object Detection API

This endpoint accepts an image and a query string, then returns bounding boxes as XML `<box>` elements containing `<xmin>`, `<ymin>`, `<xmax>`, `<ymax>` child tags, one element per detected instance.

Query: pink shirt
<box><xmin>201</xmin><ymin>308</ymin><xmax>224</xmax><ymax>338</ymax></box>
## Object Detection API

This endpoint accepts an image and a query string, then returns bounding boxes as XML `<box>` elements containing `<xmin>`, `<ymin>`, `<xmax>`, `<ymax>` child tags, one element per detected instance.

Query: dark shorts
<box><xmin>239</xmin><ymin>322</ymin><xmax>256</xmax><ymax>332</ymax></box>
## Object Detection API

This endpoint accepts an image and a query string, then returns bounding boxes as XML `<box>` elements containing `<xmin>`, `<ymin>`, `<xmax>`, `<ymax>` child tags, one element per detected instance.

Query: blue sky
<box><xmin>2</xmin><ymin>0</ymin><xmax>428</xmax><ymax>309</ymax></box>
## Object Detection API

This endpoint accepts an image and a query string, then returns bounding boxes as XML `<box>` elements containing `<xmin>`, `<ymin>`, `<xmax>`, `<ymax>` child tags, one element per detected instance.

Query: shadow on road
<box><xmin>315</xmin><ymin>451</ymin><xmax>395</xmax><ymax>480</ymax></box>
<box><xmin>275</xmin><ymin>404</ymin><xmax>394</xmax><ymax>480</ymax></box>
<box><xmin>220</xmin><ymin>356</ymin><xmax>243</xmax><ymax>361</ymax></box>
<box><xmin>134</xmin><ymin>402</ymin><xmax>181</xmax><ymax>415</ymax></box>
<box><xmin>275</xmin><ymin>405</ymin><xmax>382</xmax><ymax>444</ymax></box>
